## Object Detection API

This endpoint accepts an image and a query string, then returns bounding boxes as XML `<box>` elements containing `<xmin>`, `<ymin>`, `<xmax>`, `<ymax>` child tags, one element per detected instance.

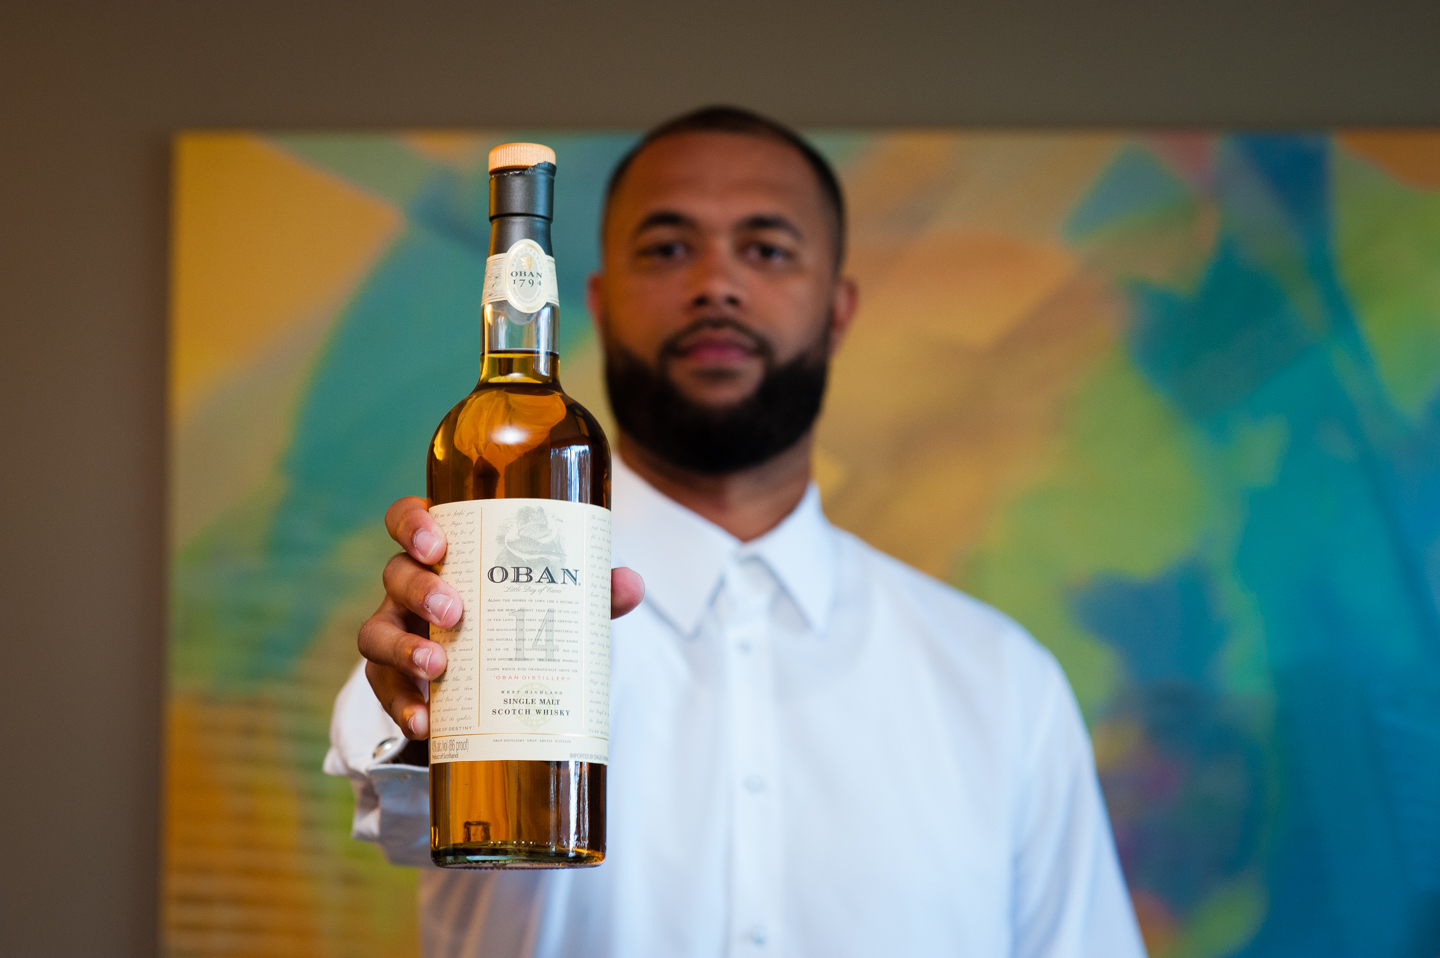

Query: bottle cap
<box><xmin>488</xmin><ymin>143</ymin><xmax>557</xmax><ymax>172</ymax></box>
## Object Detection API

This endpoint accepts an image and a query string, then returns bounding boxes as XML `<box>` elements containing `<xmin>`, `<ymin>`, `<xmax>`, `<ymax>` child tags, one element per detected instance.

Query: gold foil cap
<box><xmin>488</xmin><ymin>142</ymin><xmax>557</xmax><ymax>171</ymax></box>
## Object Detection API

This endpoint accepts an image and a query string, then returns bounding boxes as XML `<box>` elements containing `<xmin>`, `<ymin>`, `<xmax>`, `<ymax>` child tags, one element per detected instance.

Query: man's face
<box><xmin>588</xmin><ymin>131</ymin><xmax>857</xmax><ymax>472</ymax></box>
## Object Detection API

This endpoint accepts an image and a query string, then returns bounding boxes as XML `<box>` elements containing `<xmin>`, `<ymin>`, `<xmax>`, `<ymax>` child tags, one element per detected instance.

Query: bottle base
<box><xmin>432</xmin><ymin>842</ymin><xmax>604</xmax><ymax>869</ymax></box>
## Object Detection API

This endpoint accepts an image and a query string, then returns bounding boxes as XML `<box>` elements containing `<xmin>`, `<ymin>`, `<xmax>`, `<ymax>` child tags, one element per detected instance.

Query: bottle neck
<box><xmin>481</xmin><ymin>213</ymin><xmax>557</xmax><ymax>384</ymax></box>
<box><xmin>480</xmin><ymin>348</ymin><xmax>560</xmax><ymax>385</ymax></box>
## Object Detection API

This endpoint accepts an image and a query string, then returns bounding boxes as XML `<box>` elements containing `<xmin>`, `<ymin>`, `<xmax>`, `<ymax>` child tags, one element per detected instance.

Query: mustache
<box><xmin>659</xmin><ymin>317</ymin><xmax>774</xmax><ymax>363</ymax></box>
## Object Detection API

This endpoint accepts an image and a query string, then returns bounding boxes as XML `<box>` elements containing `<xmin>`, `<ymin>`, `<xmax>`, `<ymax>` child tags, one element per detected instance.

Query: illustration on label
<box><xmin>481</xmin><ymin>239</ymin><xmax>559</xmax><ymax>313</ymax></box>
<box><xmin>496</xmin><ymin>504</ymin><xmax>565</xmax><ymax>567</ymax></box>
<box><xmin>427</xmin><ymin>498</ymin><xmax>611</xmax><ymax>766</ymax></box>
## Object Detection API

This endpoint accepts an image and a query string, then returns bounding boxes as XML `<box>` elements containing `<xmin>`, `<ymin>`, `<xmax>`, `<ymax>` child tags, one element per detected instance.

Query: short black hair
<box><xmin>603</xmin><ymin>105</ymin><xmax>847</xmax><ymax>268</ymax></box>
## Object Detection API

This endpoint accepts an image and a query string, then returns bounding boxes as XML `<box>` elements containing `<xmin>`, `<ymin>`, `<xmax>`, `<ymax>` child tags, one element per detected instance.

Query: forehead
<box><xmin>607</xmin><ymin>131</ymin><xmax>830</xmax><ymax>234</ymax></box>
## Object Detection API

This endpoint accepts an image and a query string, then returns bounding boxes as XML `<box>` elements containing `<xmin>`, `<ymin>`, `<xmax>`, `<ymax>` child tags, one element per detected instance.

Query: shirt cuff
<box><xmin>323</xmin><ymin>659</ymin><xmax>433</xmax><ymax>867</ymax></box>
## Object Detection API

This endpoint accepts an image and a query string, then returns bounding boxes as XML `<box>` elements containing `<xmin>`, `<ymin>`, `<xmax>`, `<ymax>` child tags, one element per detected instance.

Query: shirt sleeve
<box><xmin>1011</xmin><ymin>653</ymin><xmax>1148</xmax><ymax>958</ymax></box>
<box><xmin>322</xmin><ymin>659</ymin><xmax>433</xmax><ymax>867</ymax></box>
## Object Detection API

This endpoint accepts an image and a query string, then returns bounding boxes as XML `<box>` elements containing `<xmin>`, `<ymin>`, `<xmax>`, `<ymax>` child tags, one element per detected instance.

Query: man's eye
<box><xmin>747</xmin><ymin>242</ymin><xmax>794</xmax><ymax>264</ymax></box>
<box><xmin>639</xmin><ymin>241</ymin><xmax>688</xmax><ymax>261</ymax></box>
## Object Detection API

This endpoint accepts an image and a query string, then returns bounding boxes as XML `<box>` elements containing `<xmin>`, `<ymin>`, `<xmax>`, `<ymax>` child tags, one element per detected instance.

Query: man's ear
<box><xmin>586</xmin><ymin>271</ymin><xmax>607</xmax><ymax>340</ymax></box>
<box><xmin>826</xmin><ymin>277</ymin><xmax>859</xmax><ymax>355</ymax></box>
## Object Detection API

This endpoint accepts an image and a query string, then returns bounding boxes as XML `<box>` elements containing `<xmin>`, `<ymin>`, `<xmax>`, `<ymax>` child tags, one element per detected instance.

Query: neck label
<box><xmin>482</xmin><ymin>238</ymin><xmax>559</xmax><ymax>313</ymax></box>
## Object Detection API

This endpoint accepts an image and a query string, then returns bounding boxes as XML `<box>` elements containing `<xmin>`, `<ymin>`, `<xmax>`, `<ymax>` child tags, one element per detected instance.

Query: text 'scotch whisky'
<box><xmin>426</xmin><ymin>143</ymin><xmax>611</xmax><ymax>868</ymax></box>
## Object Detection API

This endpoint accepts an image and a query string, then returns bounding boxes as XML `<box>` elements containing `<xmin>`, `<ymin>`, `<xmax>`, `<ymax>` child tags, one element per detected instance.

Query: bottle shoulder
<box><xmin>561</xmin><ymin>391</ymin><xmax>608</xmax><ymax>440</ymax></box>
<box><xmin>428</xmin><ymin>382</ymin><xmax>610</xmax><ymax>507</ymax></box>
<box><xmin>437</xmin><ymin>383</ymin><xmax>605</xmax><ymax>444</ymax></box>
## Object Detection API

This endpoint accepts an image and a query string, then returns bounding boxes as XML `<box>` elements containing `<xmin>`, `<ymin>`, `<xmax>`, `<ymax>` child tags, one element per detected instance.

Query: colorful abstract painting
<box><xmin>165</xmin><ymin>129</ymin><xmax>1440</xmax><ymax>956</ymax></box>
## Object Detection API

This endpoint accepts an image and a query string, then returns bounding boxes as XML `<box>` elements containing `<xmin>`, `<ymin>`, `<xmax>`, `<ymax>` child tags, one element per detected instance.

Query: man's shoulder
<box><xmin>831</xmin><ymin>523</ymin><xmax>1027</xmax><ymax>636</ymax></box>
<box><xmin>829</xmin><ymin>524</ymin><xmax>1064</xmax><ymax>683</ymax></box>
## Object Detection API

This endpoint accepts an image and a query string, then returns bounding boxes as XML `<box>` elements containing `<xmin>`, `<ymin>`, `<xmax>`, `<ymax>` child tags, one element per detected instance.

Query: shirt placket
<box><xmin>721</xmin><ymin>556</ymin><xmax>782</xmax><ymax>956</ymax></box>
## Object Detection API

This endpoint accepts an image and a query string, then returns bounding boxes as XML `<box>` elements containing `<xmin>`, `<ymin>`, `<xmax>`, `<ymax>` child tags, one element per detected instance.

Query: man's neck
<box><xmin>617</xmin><ymin>433</ymin><xmax>814</xmax><ymax>543</ymax></box>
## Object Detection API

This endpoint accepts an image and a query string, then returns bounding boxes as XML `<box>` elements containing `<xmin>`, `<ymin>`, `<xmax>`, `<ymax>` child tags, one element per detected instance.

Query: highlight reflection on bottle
<box><xmin>425</xmin><ymin>143</ymin><xmax>611</xmax><ymax>868</ymax></box>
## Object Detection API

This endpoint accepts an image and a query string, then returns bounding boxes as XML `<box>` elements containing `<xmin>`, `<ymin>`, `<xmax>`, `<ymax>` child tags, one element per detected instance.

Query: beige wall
<box><xmin>2</xmin><ymin>1</ymin><xmax>1438</xmax><ymax>954</ymax></box>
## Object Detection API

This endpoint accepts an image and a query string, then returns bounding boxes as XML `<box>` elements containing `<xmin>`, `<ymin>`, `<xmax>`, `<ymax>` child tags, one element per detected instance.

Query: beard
<box><xmin>604</xmin><ymin>318</ymin><xmax>830</xmax><ymax>475</ymax></box>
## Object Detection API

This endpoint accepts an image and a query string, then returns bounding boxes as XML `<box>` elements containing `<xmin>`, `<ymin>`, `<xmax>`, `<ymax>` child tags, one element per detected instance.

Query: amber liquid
<box><xmin>427</xmin><ymin>349</ymin><xmax>610</xmax><ymax>867</ymax></box>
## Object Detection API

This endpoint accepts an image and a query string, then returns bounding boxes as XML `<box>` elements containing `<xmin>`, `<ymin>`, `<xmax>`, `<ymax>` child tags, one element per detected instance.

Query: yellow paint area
<box><xmin>866</xmin><ymin>231</ymin><xmax>1079</xmax><ymax>349</ymax></box>
<box><xmin>170</xmin><ymin>134</ymin><xmax>402</xmax><ymax>422</ymax></box>
<box><xmin>1340</xmin><ymin>131</ymin><xmax>1440</xmax><ymax>191</ymax></box>
<box><xmin>403</xmin><ymin>131</ymin><xmax>491</xmax><ymax>169</ymax></box>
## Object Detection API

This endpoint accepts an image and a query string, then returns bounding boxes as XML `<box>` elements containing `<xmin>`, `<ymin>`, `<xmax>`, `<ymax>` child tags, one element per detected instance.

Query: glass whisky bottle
<box><xmin>426</xmin><ymin>143</ymin><xmax>611</xmax><ymax>867</ymax></box>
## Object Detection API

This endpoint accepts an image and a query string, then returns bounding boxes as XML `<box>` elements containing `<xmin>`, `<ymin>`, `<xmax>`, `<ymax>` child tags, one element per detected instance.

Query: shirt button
<box><xmin>744</xmin><ymin>774</ymin><xmax>766</xmax><ymax>793</ymax></box>
<box><xmin>737</xmin><ymin>640</ymin><xmax>752</xmax><ymax>654</ymax></box>
<box><xmin>746</xmin><ymin>925</ymin><xmax>768</xmax><ymax>946</ymax></box>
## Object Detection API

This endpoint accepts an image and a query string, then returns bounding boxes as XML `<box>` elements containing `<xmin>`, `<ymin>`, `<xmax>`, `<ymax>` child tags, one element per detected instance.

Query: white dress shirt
<box><xmin>325</xmin><ymin>458</ymin><xmax>1146</xmax><ymax>957</ymax></box>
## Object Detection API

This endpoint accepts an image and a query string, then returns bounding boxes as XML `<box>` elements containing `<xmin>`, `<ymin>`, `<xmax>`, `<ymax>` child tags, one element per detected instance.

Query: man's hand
<box><xmin>359</xmin><ymin>496</ymin><xmax>645</xmax><ymax>740</ymax></box>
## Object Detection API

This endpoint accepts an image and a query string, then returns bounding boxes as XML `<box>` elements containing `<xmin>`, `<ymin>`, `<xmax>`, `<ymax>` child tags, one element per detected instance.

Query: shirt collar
<box><xmin>612</xmin><ymin>455</ymin><xmax>838</xmax><ymax>638</ymax></box>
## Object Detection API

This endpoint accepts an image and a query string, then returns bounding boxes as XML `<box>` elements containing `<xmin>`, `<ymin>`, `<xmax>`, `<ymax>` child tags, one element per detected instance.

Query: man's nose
<box><xmin>688</xmin><ymin>246</ymin><xmax>743</xmax><ymax>311</ymax></box>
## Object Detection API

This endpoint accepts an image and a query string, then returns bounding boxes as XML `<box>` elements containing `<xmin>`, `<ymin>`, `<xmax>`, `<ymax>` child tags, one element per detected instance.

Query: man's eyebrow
<box><xmin>736</xmin><ymin>214</ymin><xmax>803</xmax><ymax>240</ymax></box>
<box><xmin>632</xmin><ymin>210</ymin><xmax>697</xmax><ymax>236</ymax></box>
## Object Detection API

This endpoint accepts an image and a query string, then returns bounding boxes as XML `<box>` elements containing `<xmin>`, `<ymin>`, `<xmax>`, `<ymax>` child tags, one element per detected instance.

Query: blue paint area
<box><xmin>1075</xmin><ymin>564</ymin><xmax>1267</xmax><ymax>918</ymax></box>
<box><xmin>1064</xmin><ymin>143</ymin><xmax>1195</xmax><ymax>242</ymax></box>
<box><xmin>1077</xmin><ymin>137</ymin><xmax>1440</xmax><ymax>954</ymax></box>
<box><xmin>1073</xmin><ymin>562</ymin><xmax>1228</xmax><ymax>686</ymax></box>
<box><xmin>1232</xmin><ymin>134</ymin><xmax>1331</xmax><ymax>256</ymax></box>
<box><xmin>1130</xmin><ymin>238</ymin><xmax>1318</xmax><ymax>425</ymax></box>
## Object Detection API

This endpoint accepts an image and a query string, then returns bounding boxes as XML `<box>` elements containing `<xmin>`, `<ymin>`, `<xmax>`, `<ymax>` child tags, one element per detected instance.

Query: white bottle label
<box><xmin>481</xmin><ymin>238</ymin><xmax>559</xmax><ymax>313</ymax></box>
<box><xmin>427</xmin><ymin>498</ymin><xmax>611</xmax><ymax>766</ymax></box>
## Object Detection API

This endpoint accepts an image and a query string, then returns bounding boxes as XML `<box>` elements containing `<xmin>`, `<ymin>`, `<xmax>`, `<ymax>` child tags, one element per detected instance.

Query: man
<box><xmin>325</xmin><ymin>107</ymin><xmax>1146</xmax><ymax>957</ymax></box>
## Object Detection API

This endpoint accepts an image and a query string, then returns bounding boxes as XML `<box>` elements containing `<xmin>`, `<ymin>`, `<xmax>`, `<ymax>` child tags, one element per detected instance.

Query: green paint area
<box><xmin>1334</xmin><ymin>150</ymin><xmax>1440</xmax><ymax>418</ymax></box>
<box><xmin>961</xmin><ymin>349</ymin><xmax>1210</xmax><ymax>714</ymax></box>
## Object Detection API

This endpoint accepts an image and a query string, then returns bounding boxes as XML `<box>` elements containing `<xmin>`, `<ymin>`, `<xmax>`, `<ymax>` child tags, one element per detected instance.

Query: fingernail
<box><xmin>413</xmin><ymin>647</ymin><xmax>432</xmax><ymax>675</ymax></box>
<box><xmin>414</xmin><ymin>528</ymin><xmax>439</xmax><ymax>561</ymax></box>
<box><xmin>408</xmin><ymin>711</ymin><xmax>424</xmax><ymax>736</ymax></box>
<box><xmin>425</xmin><ymin>592</ymin><xmax>454</xmax><ymax>624</ymax></box>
